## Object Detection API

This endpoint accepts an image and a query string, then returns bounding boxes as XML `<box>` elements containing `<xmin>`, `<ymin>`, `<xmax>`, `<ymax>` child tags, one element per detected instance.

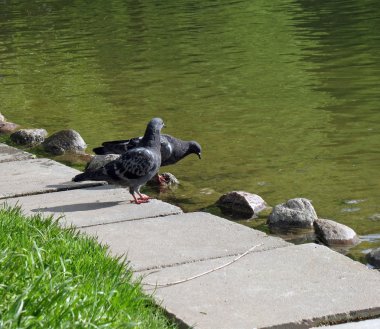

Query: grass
<box><xmin>0</xmin><ymin>206</ymin><xmax>177</xmax><ymax>329</ymax></box>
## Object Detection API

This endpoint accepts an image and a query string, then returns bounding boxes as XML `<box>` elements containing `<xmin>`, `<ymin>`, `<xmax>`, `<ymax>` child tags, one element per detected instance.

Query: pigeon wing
<box><xmin>101</xmin><ymin>137</ymin><xmax>142</xmax><ymax>154</ymax></box>
<box><xmin>104</xmin><ymin>148</ymin><xmax>157</xmax><ymax>180</ymax></box>
<box><xmin>159</xmin><ymin>135</ymin><xmax>173</xmax><ymax>164</ymax></box>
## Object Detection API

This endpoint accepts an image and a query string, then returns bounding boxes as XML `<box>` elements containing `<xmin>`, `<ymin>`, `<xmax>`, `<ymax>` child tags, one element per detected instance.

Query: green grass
<box><xmin>0</xmin><ymin>206</ymin><xmax>177</xmax><ymax>329</ymax></box>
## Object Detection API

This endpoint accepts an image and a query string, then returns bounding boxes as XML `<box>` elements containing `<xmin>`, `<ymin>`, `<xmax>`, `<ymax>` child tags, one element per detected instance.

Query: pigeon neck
<box><xmin>141</xmin><ymin>127</ymin><xmax>161</xmax><ymax>149</ymax></box>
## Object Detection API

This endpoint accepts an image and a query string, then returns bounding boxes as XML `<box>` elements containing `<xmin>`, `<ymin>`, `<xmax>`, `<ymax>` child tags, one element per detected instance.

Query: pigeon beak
<box><xmin>197</xmin><ymin>153</ymin><xmax>201</xmax><ymax>160</ymax></box>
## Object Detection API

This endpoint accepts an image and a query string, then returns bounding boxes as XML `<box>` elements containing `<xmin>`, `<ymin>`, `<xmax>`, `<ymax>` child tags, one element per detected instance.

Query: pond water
<box><xmin>1</xmin><ymin>0</ymin><xmax>380</xmax><ymax>262</ymax></box>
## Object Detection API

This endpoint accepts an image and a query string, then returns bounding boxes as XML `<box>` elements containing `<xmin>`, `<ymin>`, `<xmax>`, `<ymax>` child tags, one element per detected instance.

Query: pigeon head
<box><xmin>146</xmin><ymin>118</ymin><xmax>165</xmax><ymax>134</ymax></box>
<box><xmin>188</xmin><ymin>141</ymin><xmax>202</xmax><ymax>159</ymax></box>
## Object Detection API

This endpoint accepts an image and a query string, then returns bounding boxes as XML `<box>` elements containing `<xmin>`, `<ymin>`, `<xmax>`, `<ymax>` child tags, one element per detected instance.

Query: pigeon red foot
<box><xmin>131</xmin><ymin>193</ymin><xmax>151</xmax><ymax>204</ymax></box>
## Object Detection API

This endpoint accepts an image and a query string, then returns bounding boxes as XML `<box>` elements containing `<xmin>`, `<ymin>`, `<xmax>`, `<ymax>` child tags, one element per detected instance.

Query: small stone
<box><xmin>0</xmin><ymin>121</ymin><xmax>20</xmax><ymax>134</ymax></box>
<box><xmin>217</xmin><ymin>191</ymin><xmax>268</xmax><ymax>218</ymax></box>
<box><xmin>160</xmin><ymin>172</ymin><xmax>179</xmax><ymax>185</ymax></box>
<box><xmin>42</xmin><ymin>129</ymin><xmax>87</xmax><ymax>155</ymax></box>
<box><xmin>55</xmin><ymin>152</ymin><xmax>94</xmax><ymax>166</ymax></box>
<box><xmin>199</xmin><ymin>188</ymin><xmax>216</xmax><ymax>195</ymax></box>
<box><xmin>366</xmin><ymin>248</ymin><xmax>380</xmax><ymax>268</ymax></box>
<box><xmin>10</xmin><ymin>128</ymin><xmax>48</xmax><ymax>146</ymax></box>
<box><xmin>147</xmin><ymin>172</ymin><xmax>180</xmax><ymax>186</ymax></box>
<box><xmin>86</xmin><ymin>154</ymin><xmax>121</xmax><ymax>171</ymax></box>
<box><xmin>0</xmin><ymin>113</ymin><xmax>5</xmax><ymax>121</ymax></box>
<box><xmin>267</xmin><ymin>198</ymin><xmax>317</xmax><ymax>228</ymax></box>
<box><xmin>314</xmin><ymin>218</ymin><xmax>360</xmax><ymax>246</ymax></box>
<box><xmin>369</xmin><ymin>213</ymin><xmax>380</xmax><ymax>221</ymax></box>
<box><xmin>343</xmin><ymin>199</ymin><xmax>366</xmax><ymax>205</ymax></box>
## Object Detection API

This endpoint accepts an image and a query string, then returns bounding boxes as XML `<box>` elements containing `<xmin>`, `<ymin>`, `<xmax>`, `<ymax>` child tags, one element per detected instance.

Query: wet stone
<box><xmin>366</xmin><ymin>248</ymin><xmax>380</xmax><ymax>268</ymax></box>
<box><xmin>314</xmin><ymin>218</ymin><xmax>360</xmax><ymax>246</ymax></box>
<box><xmin>147</xmin><ymin>172</ymin><xmax>180</xmax><ymax>186</ymax></box>
<box><xmin>10</xmin><ymin>128</ymin><xmax>48</xmax><ymax>146</ymax></box>
<box><xmin>268</xmin><ymin>198</ymin><xmax>317</xmax><ymax>228</ymax></box>
<box><xmin>42</xmin><ymin>129</ymin><xmax>87</xmax><ymax>155</ymax></box>
<box><xmin>217</xmin><ymin>191</ymin><xmax>268</xmax><ymax>218</ymax></box>
<box><xmin>159</xmin><ymin>172</ymin><xmax>179</xmax><ymax>185</ymax></box>
<box><xmin>85</xmin><ymin>154</ymin><xmax>121</xmax><ymax>171</ymax></box>
<box><xmin>369</xmin><ymin>213</ymin><xmax>380</xmax><ymax>221</ymax></box>
<box><xmin>0</xmin><ymin>121</ymin><xmax>19</xmax><ymax>134</ymax></box>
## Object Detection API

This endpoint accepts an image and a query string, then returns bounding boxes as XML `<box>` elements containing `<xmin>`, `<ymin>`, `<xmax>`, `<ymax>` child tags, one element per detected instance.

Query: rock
<box><xmin>366</xmin><ymin>248</ymin><xmax>380</xmax><ymax>268</ymax></box>
<box><xmin>314</xmin><ymin>218</ymin><xmax>360</xmax><ymax>246</ymax></box>
<box><xmin>85</xmin><ymin>154</ymin><xmax>121</xmax><ymax>171</ymax></box>
<box><xmin>10</xmin><ymin>128</ymin><xmax>48</xmax><ymax>146</ymax></box>
<box><xmin>369</xmin><ymin>213</ymin><xmax>380</xmax><ymax>221</ymax></box>
<box><xmin>159</xmin><ymin>172</ymin><xmax>179</xmax><ymax>185</ymax></box>
<box><xmin>42</xmin><ymin>129</ymin><xmax>87</xmax><ymax>155</ymax></box>
<box><xmin>217</xmin><ymin>191</ymin><xmax>268</xmax><ymax>218</ymax></box>
<box><xmin>147</xmin><ymin>172</ymin><xmax>180</xmax><ymax>187</ymax></box>
<box><xmin>55</xmin><ymin>152</ymin><xmax>94</xmax><ymax>166</ymax></box>
<box><xmin>267</xmin><ymin>198</ymin><xmax>317</xmax><ymax>228</ymax></box>
<box><xmin>0</xmin><ymin>121</ymin><xmax>20</xmax><ymax>134</ymax></box>
<box><xmin>0</xmin><ymin>113</ymin><xmax>5</xmax><ymax>121</ymax></box>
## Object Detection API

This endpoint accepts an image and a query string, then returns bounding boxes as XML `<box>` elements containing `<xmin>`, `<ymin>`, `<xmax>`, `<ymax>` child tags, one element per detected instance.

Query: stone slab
<box><xmin>0</xmin><ymin>158</ymin><xmax>103</xmax><ymax>198</ymax></box>
<box><xmin>138</xmin><ymin>243</ymin><xmax>380</xmax><ymax>329</ymax></box>
<box><xmin>80</xmin><ymin>212</ymin><xmax>290</xmax><ymax>271</ymax></box>
<box><xmin>315</xmin><ymin>318</ymin><xmax>380</xmax><ymax>328</ymax></box>
<box><xmin>2</xmin><ymin>185</ymin><xmax>183</xmax><ymax>227</ymax></box>
<box><xmin>0</xmin><ymin>143</ymin><xmax>35</xmax><ymax>162</ymax></box>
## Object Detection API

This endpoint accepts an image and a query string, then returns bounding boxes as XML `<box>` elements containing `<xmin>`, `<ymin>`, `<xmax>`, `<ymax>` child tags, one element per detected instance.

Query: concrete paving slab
<box><xmin>0</xmin><ymin>143</ymin><xmax>35</xmax><ymax>162</ymax></box>
<box><xmin>80</xmin><ymin>212</ymin><xmax>290</xmax><ymax>271</ymax></box>
<box><xmin>138</xmin><ymin>243</ymin><xmax>380</xmax><ymax>329</ymax></box>
<box><xmin>2</xmin><ymin>185</ymin><xmax>183</xmax><ymax>227</ymax></box>
<box><xmin>0</xmin><ymin>158</ymin><xmax>103</xmax><ymax>198</ymax></box>
<box><xmin>314</xmin><ymin>318</ymin><xmax>380</xmax><ymax>328</ymax></box>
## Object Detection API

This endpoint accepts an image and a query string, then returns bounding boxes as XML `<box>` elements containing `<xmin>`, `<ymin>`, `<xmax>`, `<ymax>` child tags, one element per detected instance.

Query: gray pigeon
<box><xmin>73</xmin><ymin>118</ymin><xmax>164</xmax><ymax>204</ymax></box>
<box><xmin>93</xmin><ymin>134</ymin><xmax>202</xmax><ymax>166</ymax></box>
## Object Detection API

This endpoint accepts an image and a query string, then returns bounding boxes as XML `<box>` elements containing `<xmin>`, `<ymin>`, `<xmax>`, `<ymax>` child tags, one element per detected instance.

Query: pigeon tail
<box><xmin>92</xmin><ymin>146</ymin><xmax>107</xmax><ymax>155</ymax></box>
<box><xmin>72</xmin><ymin>168</ymin><xmax>108</xmax><ymax>182</ymax></box>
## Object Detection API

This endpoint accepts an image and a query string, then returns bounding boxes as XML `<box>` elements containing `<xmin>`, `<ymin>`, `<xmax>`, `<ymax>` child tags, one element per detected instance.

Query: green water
<box><xmin>1</xmin><ymin>0</ymin><xmax>380</xmax><ymax>261</ymax></box>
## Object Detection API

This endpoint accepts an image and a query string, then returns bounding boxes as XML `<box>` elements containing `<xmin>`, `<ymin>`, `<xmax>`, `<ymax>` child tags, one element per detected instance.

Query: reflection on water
<box><xmin>1</xmin><ymin>0</ymin><xmax>379</xmax><ymax>261</ymax></box>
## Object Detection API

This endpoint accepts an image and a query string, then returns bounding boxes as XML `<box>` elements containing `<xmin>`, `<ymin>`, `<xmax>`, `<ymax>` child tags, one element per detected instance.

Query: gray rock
<box><xmin>55</xmin><ymin>152</ymin><xmax>94</xmax><ymax>166</ymax></box>
<box><xmin>366</xmin><ymin>248</ymin><xmax>380</xmax><ymax>268</ymax></box>
<box><xmin>86</xmin><ymin>154</ymin><xmax>121</xmax><ymax>171</ymax></box>
<box><xmin>159</xmin><ymin>172</ymin><xmax>180</xmax><ymax>185</ymax></box>
<box><xmin>147</xmin><ymin>172</ymin><xmax>180</xmax><ymax>186</ymax></box>
<box><xmin>369</xmin><ymin>213</ymin><xmax>380</xmax><ymax>221</ymax></box>
<box><xmin>314</xmin><ymin>218</ymin><xmax>360</xmax><ymax>246</ymax></box>
<box><xmin>10</xmin><ymin>128</ymin><xmax>48</xmax><ymax>146</ymax></box>
<box><xmin>217</xmin><ymin>191</ymin><xmax>268</xmax><ymax>218</ymax></box>
<box><xmin>268</xmin><ymin>198</ymin><xmax>317</xmax><ymax>228</ymax></box>
<box><xmin>0</xmin><ymin>121</ymin><xmax>20</xmax><ymax>134</ymax></box>
<box><xmin>42</xmin><ymin>129</ymin><xmax>87</xmax><ymax>155</ymax></box>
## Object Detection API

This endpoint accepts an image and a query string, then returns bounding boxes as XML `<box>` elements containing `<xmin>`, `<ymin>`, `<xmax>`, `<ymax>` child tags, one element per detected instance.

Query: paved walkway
<box><xmin>1</xmin><ymin>143</ymin><xmax>380</xmax><ymax>329</ymax></box>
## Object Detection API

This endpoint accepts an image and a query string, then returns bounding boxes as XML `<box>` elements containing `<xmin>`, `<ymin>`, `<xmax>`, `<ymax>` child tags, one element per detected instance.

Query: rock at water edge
<box><xmin>366</xmin><ymin>248</ymin><xmax>380</xmax><ymax>268</ymax></box>
<box><xmin>314</xmin><ymin>218</ymin><xmax>359</xmax><ymax>246</ymax></box>
<box><xmin>42</xmin><ymin>129</ymin><xmax>87</xmax><ymax>155</ymax></box>
<box><xmin>86</xmin><ymin>154</ymin><xmax>121</xmax><ymax>171</ymax></box>
<box><xmin>10</xmin><ymin>128</ymin><xmax>48</xmax><ymax>146</ymax></box>
<box><xmin>268</xmin><ymin>198</ymin><xmax>317</xmax><ymax>228</ymax></box>
<box><xmin>217</xmin><ymin>191</ymin><xmax>268</xmax><ymax>218</ymax></box>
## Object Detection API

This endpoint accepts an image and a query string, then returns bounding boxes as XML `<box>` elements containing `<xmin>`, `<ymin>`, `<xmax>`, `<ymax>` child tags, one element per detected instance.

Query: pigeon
<box><xmin>73</xmin><ymin>118</ymin><xmax>164</xmax><ymax>204</ymax></box>
<box><xmin>93</xmin><ymin>134</ymin><xmax>202</xmax><ymax>167</ymax></box>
